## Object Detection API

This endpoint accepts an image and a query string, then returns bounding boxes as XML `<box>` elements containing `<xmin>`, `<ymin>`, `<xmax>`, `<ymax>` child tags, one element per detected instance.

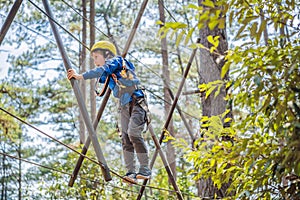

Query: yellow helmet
<box><xmin>91</xmin><ymin>40</ymin><xmax>117</xmax><ymax>56</ymax></box>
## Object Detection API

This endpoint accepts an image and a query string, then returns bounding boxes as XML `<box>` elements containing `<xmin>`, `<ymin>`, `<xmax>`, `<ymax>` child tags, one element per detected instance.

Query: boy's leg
<box><xmin>121</xmin><ymin>104</ymin><xmax>136</xmax><ymax>178</ymax></box>
<box><xmin>128</xmin><ymin>103</ymin><xmax>151</xmax><ymax>179</ymax></box>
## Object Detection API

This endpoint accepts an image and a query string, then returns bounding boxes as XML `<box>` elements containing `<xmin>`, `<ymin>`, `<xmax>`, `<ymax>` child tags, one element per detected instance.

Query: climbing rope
<box><xmin>0</xmin><ymin>107</ymin><xmax>198</xmax><ymax>198</ymax></box>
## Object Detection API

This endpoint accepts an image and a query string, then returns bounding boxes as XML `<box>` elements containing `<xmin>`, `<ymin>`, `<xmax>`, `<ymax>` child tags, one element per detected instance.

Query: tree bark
<box><xmin>158</xmin><ymin>0</ymin><xmax>176</xmax><ymax>182</ymax></box>
<box><xmin>197</xmin><ymin>0</ymin><xmax>230</xmax><ymax>198</ymax></box>
<box><xmin>1</xmin><ymin>143</ymin><xmax>6</xmax><ymax>200</ymax></box>
<box><xmin>17</xmin><ymin>134</ymin><xmax>21</xmax><ymax>200</ymax></box>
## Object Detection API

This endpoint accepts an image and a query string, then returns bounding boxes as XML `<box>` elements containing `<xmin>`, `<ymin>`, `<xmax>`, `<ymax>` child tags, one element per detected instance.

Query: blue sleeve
<box><xmin>82</xmin><ymin>57</ymin><xmax>122</xmax><ymax>80</ymax></box>
<box><xmin>82</xmin><ymin>67</ymin><xmax>105</xmax><ymax>80</ymax></box>
<box><xmin>102</xmin><ymin>57</ymin><xmax>123</xmax><ymax>75</ymax></box>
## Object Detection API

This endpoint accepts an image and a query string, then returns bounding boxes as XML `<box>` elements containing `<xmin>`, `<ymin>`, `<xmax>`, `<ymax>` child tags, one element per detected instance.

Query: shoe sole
<box><xmin>136</xmin><ymin>174</ymin><xmax>151</xmax><ymax>180</ymax></box>
<box><xmin>123</xmin><ymin>177</ymin><xmax>137</xmax><ymax>184</ymax></box>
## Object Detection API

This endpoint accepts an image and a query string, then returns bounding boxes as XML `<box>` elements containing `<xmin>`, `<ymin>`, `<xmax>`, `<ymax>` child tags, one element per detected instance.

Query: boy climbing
<box><xmin>67</xmin><ymin>40</ymin><xmax>151</xmax><ymax>184</ymax></box>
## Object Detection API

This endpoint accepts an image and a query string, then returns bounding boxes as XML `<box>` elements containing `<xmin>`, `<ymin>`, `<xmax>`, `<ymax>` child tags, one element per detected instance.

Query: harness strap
<box><xmin>95</xmin><ymin>75</ymin><xmax>110</xmax><ymax>97</ymax></box>
<box><xmin>132</xmin><ymin>90</ymin><xmax>151</xmax><ymax>126</ymax></box>
<box><xmin>94</xmin><ymin>58</ymin><xmax>127</xmax><ymax>97</ymax></box>
<box><xmin>129</xmin><ymin>96</ymin><xmax>136</xmax><ymax>116</ymax></box>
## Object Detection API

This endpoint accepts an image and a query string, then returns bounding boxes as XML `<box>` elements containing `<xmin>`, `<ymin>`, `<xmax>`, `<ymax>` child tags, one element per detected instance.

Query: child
<box><xmin>67</xmin><ymin>40</ymin><xmax>151</xmax><ymax>184</ymax></box>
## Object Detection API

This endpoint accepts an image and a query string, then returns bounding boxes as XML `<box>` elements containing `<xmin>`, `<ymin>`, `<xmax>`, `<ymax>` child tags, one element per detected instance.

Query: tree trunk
<box><xmin>17</xmin><ymin>133</ymin><xmax>21</xmax><ymax>200</ymax></box>
<box><xmin>1</xmin><ymin>146</ymin><xmax>6</xmax><ymax>200</ymax></box>
<box><xmin>79</xmin><ymin>0</ymin><xmax>87</xmax><ymax>144</ymax></box>
<box><xmin>197</xmin><ymin>0</ymin><xmax>230</xmax><ymax>198</ymax></box>
<box><xmin>158</xmin><ymin>0</ymin><xmax>176</xmax><ymax>182</ymax></box>
<box><xmin>89</xmin><ymin>0</ymin><xmax>96</xmax><ymax>121</ymax></box>
<box><xmin>199</xmin><ymin>23</ymin><xmax>228</xmax><ymax>116</ymax></box>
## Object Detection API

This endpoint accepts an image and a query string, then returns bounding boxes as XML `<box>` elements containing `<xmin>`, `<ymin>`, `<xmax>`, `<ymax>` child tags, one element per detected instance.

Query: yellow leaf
<box><xmin>210</xmin><ymin>158</ymin><xmax>216</xmax><ymax>167</ymax></box>
<box><xmin>206</xmin><ymin>85</ymin><xmax>217</xmax><ymax>98</ymax></box>
<box><xmin>197</xmin><ymin>43</ymin><xmax>206</xmax><ymax>49</ymax></box>
<box><xmin>210</xmin><ymin>46</ymin><xmax>216</xmax><ymax>53</ymax></box>
<box><xmin>165</xmin><ymin>22</ymin><xmax>187</xmax><ymax>29</ymax></box>
<box><xmin>224</xmin><ymin>118</ymin><xmax>232</xmax><ymax>123</ymax></box>
<box><xmin>208</xmin><ymin>19</ymin><xmax>219</xmax><ymax>30</ymax></box>
<box><xmin>218</xmin><ymin>18</ymin><xmax>225</xmax><ymax>29</ymax></box>
<box><xmin>207</xmin><ymin>35</ymin><xmax>214</xmax><ymax>45</ymax></box>
<box><xmin>221</xmin><ymin>63</ymin><xmax>230</xmax><ymax>79</ymax></box>
<box><xmin>156</xmin><ymin>20</ymin><xmax>164</xmax><ymax>25</ymax></box>
<box><xmin>176</xmin><ymin>30</ymin><xmax>185</xmax><ymax>47</ymax></box>
<box><xmin>198</xmin><ymin>83</ymin><xmax>207</xmax><ymax>92</ymax></box>
<box><xmin>202</xmin><ymin>0</ymin><xmax>215</xmax><ymax>8</ymax></box>
<box><xmin>184</xmin><ymin>27</ymin><xmax>195</xmax><ymax>45</ymax></box>
<box><xmin>201</xmin><ymin>116</ymin><xmax>209</xmax><ymax>122</ymax></box>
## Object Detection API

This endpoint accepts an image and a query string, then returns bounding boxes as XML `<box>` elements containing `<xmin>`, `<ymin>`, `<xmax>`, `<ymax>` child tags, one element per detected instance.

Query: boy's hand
<box><xmin>67</xmin><ymin>69</ymin><xmax>83</xmax><ymax>80</ymax></box>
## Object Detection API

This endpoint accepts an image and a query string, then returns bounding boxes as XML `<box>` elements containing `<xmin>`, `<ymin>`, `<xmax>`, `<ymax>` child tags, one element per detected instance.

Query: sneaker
<box><xmin>136</xmin><ymin>166</ymin><xmax>151</xmax><ymax>180</ymax></box>
<box><xmin>123</xmin><ymin>172</ymin><xmax>137</xmax><ymax>184</ymax></box>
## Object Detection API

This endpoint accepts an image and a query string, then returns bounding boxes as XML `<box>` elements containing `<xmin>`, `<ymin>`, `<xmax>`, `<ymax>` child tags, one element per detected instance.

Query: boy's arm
<box><xmin>67</xmin><ymin>69</ymin><xmax>83</xmax><ymax>80</ymax></box>
<box><xmin>67</xmin><ymin>67</ymin><xmax>105</xmax><ymax>80</ymax></box>
<box><xmin>67</xmin><ymin>57</ymin><xmax>122</xmax><ymax>80</ymax></box>
<box><xmin>82</xmin><ymin>67</ymin><xmax>105</xmax><ymax>80</ymax></box>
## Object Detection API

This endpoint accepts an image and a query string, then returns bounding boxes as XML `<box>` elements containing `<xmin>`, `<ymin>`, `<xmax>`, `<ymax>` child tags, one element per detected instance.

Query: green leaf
<box><xmin>295</xmin><ymin>162</ymin><xmax>300</xmax><ymax>176</ymax></box>
<box><xmin>245</xmin><ymin>159</ymin><xmax>253</xmax><ymax>172</ymax></box>
<box><xmin>250</xmin><ymin>22</ymin><xmax>258</xmax><ymax>38</ymax></box>
<box><xmin>242</xmin><ymin>16</ymin><xmax>259</xmax><ymax>24</ymax></box>
<box><xmin>236</xmin><ymin>25</ymin><xmax>247</xmax><ymax>39</ymax></box>
<box><xmin>256</xmin><ymin>19</ymin><xmax>267</xmax><ymax>43</ymax></box>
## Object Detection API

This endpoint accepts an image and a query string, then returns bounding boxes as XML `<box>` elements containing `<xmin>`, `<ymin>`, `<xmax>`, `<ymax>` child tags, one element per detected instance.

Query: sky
<box><xmin>0</xmin><ymin>45</ymin><xmax>12</xmax><ymax>79</ymax></box>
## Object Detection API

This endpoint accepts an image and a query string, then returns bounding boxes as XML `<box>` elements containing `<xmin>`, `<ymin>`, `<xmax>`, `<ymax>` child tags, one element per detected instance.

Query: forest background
<box><xmin>0</xmin><ymin>0</ymin><xmax>299</xmax><ymax>199</ymax></box>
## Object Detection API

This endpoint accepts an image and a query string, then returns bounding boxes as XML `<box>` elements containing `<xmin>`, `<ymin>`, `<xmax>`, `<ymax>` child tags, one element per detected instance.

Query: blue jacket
<box><xmin>82</xmin><ymin>56</ymin><xmax>144</xmax><ymax>106</ymax></box>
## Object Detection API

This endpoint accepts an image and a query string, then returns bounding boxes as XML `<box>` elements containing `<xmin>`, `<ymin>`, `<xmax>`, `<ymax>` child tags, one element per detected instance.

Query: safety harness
<box><xmin>132</xmin><ymin>87</ymin><xmax>151</xmax><ymax>126</ymax></box>
<box><xmin>94</xmin><ymin>59</ymin><xmax>127</xmax><ymax>97</ymax></box>
<box><xmin>94</xmin><ymin>58</ymin><xmax>151</xmax><ymax>126</ymax></box>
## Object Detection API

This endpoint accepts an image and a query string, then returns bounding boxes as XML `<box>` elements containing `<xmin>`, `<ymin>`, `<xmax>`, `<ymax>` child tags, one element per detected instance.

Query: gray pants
<box><xmin>120</xmin><ymin>101</ymin><xmax>149</xmax><ymax>173</ymax></box>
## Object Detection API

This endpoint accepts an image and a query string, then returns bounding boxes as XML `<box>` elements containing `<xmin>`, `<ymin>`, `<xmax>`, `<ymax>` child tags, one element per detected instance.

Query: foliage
<box><xmin>0</xmin><ymin>1</ymin><xmax>81</xmax><ymax>198</ymax></box>
<box><xmin>1</xmin><ymin>0</ymin><xmax>214</xmax><ymax>199</ymax></box>
<box><xmin>1</xmin><ymin>0</ymin><xmax>176</xmax><ymax>199</ymax></box>
<box><xmin>164</xmin><ymin>0</ymin><xmax>300</xmax><ymax>199</ymax></box>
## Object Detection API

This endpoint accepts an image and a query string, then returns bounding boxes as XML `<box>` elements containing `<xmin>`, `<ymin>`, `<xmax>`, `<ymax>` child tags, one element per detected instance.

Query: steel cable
<box><xmin>0</xmin><ymin>107</ymin><xmax>198</xmax><ymax>198</ymax></box>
